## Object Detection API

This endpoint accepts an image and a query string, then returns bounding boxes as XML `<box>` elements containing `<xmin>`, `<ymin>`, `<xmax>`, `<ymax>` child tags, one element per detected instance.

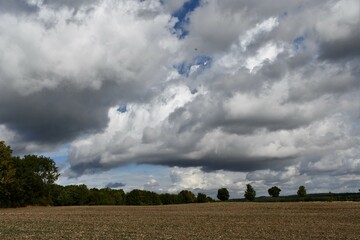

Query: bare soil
<box><xmin>0</xmin><ymin>202</ymin><xmax>359</xmax><ymax>239</ymax></box>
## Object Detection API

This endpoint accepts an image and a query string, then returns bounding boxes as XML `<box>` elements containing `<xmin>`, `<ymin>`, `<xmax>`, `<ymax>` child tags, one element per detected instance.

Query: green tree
<box><xmin>268</xmin><ymin>186</ymin><xmax>281</xmax><ymax>198</ymax></box>
<box><xmin>110</xmin><ymin>189</ymin><xmax>126</xmax><ymax>205</ymax></box>
<box><xmin>126</xmin><ymin>189</ymin><xmax>161</xmax><ymax>205</ymax></box>
<box><xmin>0</xmin><ymin>142</ymin><xmax>60</xmax><ymax>207</ymax></box>
<box><xmin>297</xmin><ymin>185</ymin><xmax>307</xmax><ymax>198</ymax></box>
<box><xmin>15</xmin><ymin>155</ymin><xmax>60</xmax><ymax>205</ymax></box>
<box><xmin>217</xmin><ymin>188</ymin><xmax>230</xmax><ymax>201</ymax></box>
<box><xmin>244</xmin><ymin>184</ymin><xmax>256</xmax><ymax>201</ymax></box>
<box><xmin>89</xmin><ymin>188</ymin><xmax>125</xmax><ymax>205</ymax></box>
<box><xmin>50</xmin><ymin>184</ymin><xmax>64</xmax><ymax>206</ymax></box>
<box><xmin>126</xmin><ymin>189</ymin><xmax>144</xmax><ymax>205</ymax></box>
<box><xmin>57</xmin><ymin>184</ymin><xmax>90</xmax><ymax>206</ymax></box>
<box><xmin>177</xmin><ymin>190</ymin><xmax>196</xmax><ymax>204</ymax></box>
<box><xmin>0</xmin><ymin>141</ymin><xmax>16</xmax><ymax>199</ymax></box>
<box><xmin>197</xmin><ymin>193</ymin><xmax>208</xmax><ymax>203</ymax></box>
<box><xmin>159</xmin><ymin>193</ymin><xmax>179</xmax><ymax>205</ymax></box>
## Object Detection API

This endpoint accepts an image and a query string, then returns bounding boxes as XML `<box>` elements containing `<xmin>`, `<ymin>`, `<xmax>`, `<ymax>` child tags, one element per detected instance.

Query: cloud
<box><xmin>106</xmin><ymin>182</ymin><xmax>126</xmax><ymax>188</ymax></box>
<box><xmin>0</xmin><ymin>0</ymin><xmax>39</xmax><ymax>14</ymax></box>
<box><xmin>315</xmin><ymin>0</ymin><xmax>360</xmax><ymax>60</ymax></box>
<box><xmin>144</xmin><ymin>178</ymin><xmax>159</xmax><ymax>190</ymax></box>
<box><xmin>42</xmin><ymin>0</ymin><xmax>100</xmax><ymax>10</ymax></box>
<box><xmin>168</xmin><ymin>166</ymin><xmax>247</xmax><ymax>196</ymax></box>
<box><xmin>0</xmin><ymin>0</ymin><xmax>181</xmax><ymax>151</ymax></box>
<box><xmin>1</xmin><ymin>0</ymin><xmax>359</xmax><ymax>195</ymax></box>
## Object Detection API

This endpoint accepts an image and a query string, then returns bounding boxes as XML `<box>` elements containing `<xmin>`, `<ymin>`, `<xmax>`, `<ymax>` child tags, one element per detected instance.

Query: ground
<box><xmin>0</xmin><ymin>202</ymin><xmax>359</xmax><ymax>239</ymax></box>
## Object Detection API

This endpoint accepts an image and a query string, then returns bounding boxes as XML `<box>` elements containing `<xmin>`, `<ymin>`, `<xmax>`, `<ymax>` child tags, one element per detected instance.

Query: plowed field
<box><xmin>0</xmin><ymin>202</ymin><xmax>359</xmax><ymax>239</ymax></box>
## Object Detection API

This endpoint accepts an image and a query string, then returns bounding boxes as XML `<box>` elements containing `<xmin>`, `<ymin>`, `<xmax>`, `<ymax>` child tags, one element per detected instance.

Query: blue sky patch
<box><xmin>172</xmin><ymin>0</ymin><xmax>201</xmax><ymax>38</ymax></box>
<box><xmin>177</xmin><ymin>55</ymin><xmax>212</xmax><ymax>77</ymax></box>
<box><xmin>293</xmin><ymin>36</ymin><xmax>305</xmax><ymax>50</ymax></box>
<box><xmin>117</xmin><ymin>104</ymin><xmax>127</xmax><ymax>113</ymax></box>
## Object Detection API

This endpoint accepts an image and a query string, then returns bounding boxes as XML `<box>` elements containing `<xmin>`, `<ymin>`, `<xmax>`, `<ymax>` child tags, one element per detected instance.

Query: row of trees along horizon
<box><xmin>1</xmin><ymin>141</ymin><xmax>359</xmax><ymax>207</ymax></box>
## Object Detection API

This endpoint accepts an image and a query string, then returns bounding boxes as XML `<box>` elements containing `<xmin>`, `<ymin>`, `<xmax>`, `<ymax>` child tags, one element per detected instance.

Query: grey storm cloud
<box><xmin>106</xmin><ymin>182</ymin><xmax>126</xmax><ymax>188</ymax></box>
<box><xmin>0</xmin><ymin>81</ymin><xmax>120</xmax><ymax>146</ymax></box>
<box><xmin>0</xmin><ymin>0</ymin><xmax>99</xmax><ymax>14</ymax></box>
<box><xmin>319</xmin><ymin>30</ymin><xmax>360</xmax><ymax>61</ymax></box>
<box><xmin>0</xmin><ymin>0</ymin><xmax>177</xmax><ymax>152</ymax></box>
<box><xmin>1</xmin><ymin>0</ymin><xmax>360</xmax><ymax>194</ymax></box>
<box><xmin>42</xmin><ymin>0</ymin><xmax>99</xmax><ymax>9</ymax></box>
<box><xmin>0</xmin><ymin>0</ymin><xmax>39</xmax><ymax>14</ymax></box>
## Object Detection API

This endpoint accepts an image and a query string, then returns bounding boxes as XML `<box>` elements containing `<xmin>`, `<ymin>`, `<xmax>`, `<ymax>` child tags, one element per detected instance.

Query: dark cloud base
<box><xmin>0</xmin><ymin>81</ymin><xmax>119</xmax><ymax>147</ymax></box>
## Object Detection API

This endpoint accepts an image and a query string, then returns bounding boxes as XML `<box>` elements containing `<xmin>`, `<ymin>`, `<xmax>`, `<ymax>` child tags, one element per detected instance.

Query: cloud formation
<box><xmin>0</xmin><ymin>0</ymin><xmax>359</xmax><ymax>194</ymax></box>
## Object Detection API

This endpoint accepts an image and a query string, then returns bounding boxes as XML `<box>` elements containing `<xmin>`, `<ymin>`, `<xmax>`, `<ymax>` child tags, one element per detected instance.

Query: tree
<box><xmin>197</xmin><ymin>193</ymin><xmax>208</xmax><ymax>203</ymax></box>
<box><xmin>58</xmin><ymin>184</ymin><xmax>90</xmax><ymax>206</ymax></box>
<box><xmin>0</xmin><ymin>141</ymin><xmax>16</xmax><ymax>191</ymax></box>
<box><xmin>268</xmin><ymin>186</ymin><xmax>281</xmax><ymax>198</ymax></box>
<box><xmin>177</xmin><ymin>190</ymin><xmax>196</xmax><ymax>204</ymax></box>
<box><xmin>15</xmin><ymin>155</ymin><xmax>60</xmax><ymax>205</ymax></box>
<box><xmin>160</xmin><ymin>193</ymin><xmax>179</xmax><ymax>205</ymax></box>
<box><xmin>88</xmin><ymin>188</ymin><xmax>125</xmax><ymax>205</ymax></box>
<box><xmin>126</xmin><ymin>189</ymin><xmax>145</xmax><ymax>205</ymax></box>
<box><xmin>217</xmin><ymin>188</ymin><xmax>230</xmax><ymax>201</ymax></box>
<box><xmin>297</xmin><ymin>185</ymin><xmax>307</xmax><ymax>198</ymax></box>
<box><xmin>244</xmin><ymin>184</ymin><xmax>256</xmax><ymax>201</ymax></box>
<box><xmin>126</xmin><ymin>189</ymin><xmax>161</xmax><ymax>205</ymax></box>
<box><xmin>1</xmin><ymin>141</ymin><xmax>61</xmax><ymax>207</ymax></box>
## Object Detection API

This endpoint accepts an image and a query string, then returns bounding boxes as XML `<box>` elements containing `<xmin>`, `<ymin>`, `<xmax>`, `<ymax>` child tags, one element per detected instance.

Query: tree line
<box><xmin>1</xmin><ymin>141</ymin><xmax>359</xmax><ymax>207</ymax></box>
<box><xmin>0</xmin><ymin>141</ymin><xmax>216</xmax><ymax>207</ymax></box>
<box><xmin>242</xmin><ymin>184</ymin><xmax>307</xmax><ymax>201</ymax></box>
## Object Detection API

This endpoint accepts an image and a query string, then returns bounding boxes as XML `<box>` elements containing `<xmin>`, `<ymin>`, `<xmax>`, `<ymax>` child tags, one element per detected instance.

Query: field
<box><xmin>0</xmin><ymin>202</ymin><xmax>359</xmax><ymax>239</ymax></box>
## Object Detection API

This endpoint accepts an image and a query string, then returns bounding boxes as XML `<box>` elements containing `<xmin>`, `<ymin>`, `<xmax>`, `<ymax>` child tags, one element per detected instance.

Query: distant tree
<box><xmin>217</xmin><ymin>188</ymin><xmax>230</xmax><ymax>201</ymax></box>
<box><xmin>297</xmin><ymin>186</ymin><xmax>307</xmax><ymax>198</ymax></box>
<box><xmin>0</xmin><ymin>141</ymin><xmax>16</xmax><ymax>207</ymax></box>
<box><xmin>160</xmin><ymin>193</ymin><xmax>179</xmax><ymax>205</ymax></box>
<box><xmin>144</xmin><ymin>191</ymin><xmax>161</xmax><ymax>205</ymax></box>
<box><xmin>177</xmin><ymin>190</ymin><xmax>196</xmax><ymax>204</ymax></box>
<box><xmin>244</xmin><ymin>184</ymin><xmax>256</xmax><ymax>201</ymax></box>
<box><xmin>57</xmin><ymin>184</ymin><xmax>90</xmax><ymax>206</ymax></box>
<box><xmin>197</xmin><ymin>193</ymin><xmax>208</xmax><ymax>203</ymax></box>
<box><xmin>50</xmin><ymin>184</ymin><xmax>64</xmax><ymax>206</ymax></box>
<box><xmin>126</xmin><ymin>189</ymin><xmax>161</xmax><ymax>205</ymax></box>
<box><xmin>88</xmin><ymin>188</ymin><xmax>125</xmax><ymax>205</ymax></box>
<box><xmin>268</xmin><ymin>186</ymin><xmax>281</xmax><ymax>198</ymax></box>
<box><xmin>111</xmin><ymin>189</ymin><xmax>126</xmax><ymax>205</ymax></box>
<box><xmin>126</xmin><ymin>189</ymin><xmax>145</xmax><ymax>205</ymax></box>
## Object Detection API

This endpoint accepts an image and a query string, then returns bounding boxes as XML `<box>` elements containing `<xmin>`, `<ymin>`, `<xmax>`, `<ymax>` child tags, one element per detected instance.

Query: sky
<box><xmin>0</xmin><ymin>0</ymin><xmax>359</xmax><ymax>198</ymax></box>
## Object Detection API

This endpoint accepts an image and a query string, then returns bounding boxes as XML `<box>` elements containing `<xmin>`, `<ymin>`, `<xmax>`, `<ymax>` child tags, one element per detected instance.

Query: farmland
<box><xmin>0</xmin><ymin>202</ymin><xmax>359</xmax><ymax>239</ymax></box>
